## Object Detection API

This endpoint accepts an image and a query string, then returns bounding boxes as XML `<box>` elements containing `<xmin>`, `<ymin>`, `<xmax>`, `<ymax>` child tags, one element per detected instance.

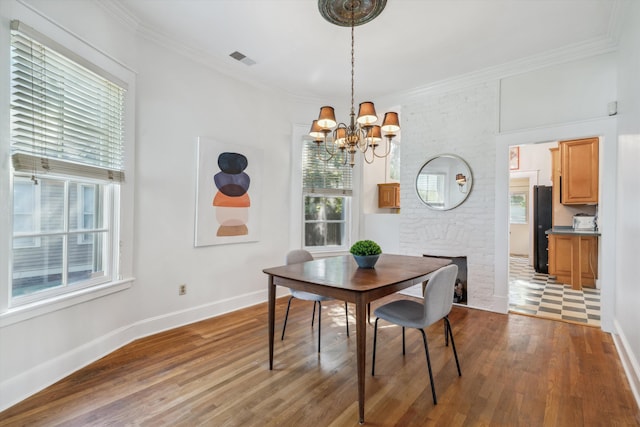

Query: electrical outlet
<box><xmin>179</xmin><ymin>284</ymin><xmax>187</xmax><ymax>295</ymax></box>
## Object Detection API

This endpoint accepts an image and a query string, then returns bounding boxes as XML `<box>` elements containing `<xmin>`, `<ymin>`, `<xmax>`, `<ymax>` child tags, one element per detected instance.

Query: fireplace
<box><xmin>398</xmin><ymin>255</ymin><xmax>468</xmax><ymax>305</ymax></box>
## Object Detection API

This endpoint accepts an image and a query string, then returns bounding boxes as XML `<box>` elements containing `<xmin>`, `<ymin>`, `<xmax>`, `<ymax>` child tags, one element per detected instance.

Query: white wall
<box><xmin>613</xmin><ymin>0</ymin><xmax>640</xmax><ymax>405</ymax></box>
<box><xmin>500</xmin><ymin>52</ymin><xmax>617</xmax><ymax>132</ymax></box>
<box><xmin>517</xmin><ymin>142</ymin><xmax>555</xmax><ymax>186</ymax></box>
<box><xmin>0</xmin><ymin>0</ymin><xmax>293</xmax><ymax>410</ymax></box>
<box><xmin>0</xmin><ymin>0</ymin><xmax>139</xmax><ymax>411</ymax></box>
<box><xmin>399</xmin><ymin>82</ymin><xmax>501</xmax><ymax>312</ymax></box>
<box><xmin>132</xmin><ymin>37</ymin><xmax>291</xmax><ymax>326</ymax></box>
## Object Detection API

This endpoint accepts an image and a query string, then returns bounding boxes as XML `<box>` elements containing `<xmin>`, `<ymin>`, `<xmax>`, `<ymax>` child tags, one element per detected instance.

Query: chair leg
<box><xmin>317</xmin><ymin>301</ymin><xmax>322</xmax><ymax>353</ymax></box>
<box><xmin>367</xmin><ymin>302</ymin><xmax>371</xmax><ymax>324</ymax></box>
<box><xmin>420</xmin><ymin>329</ymin><xmax>437</xmax><ymax>405</ymax></box>
<box><xmin>445</xmin><ymin>316</ymin><xmax>462</xmax><ymax>376</ymax></box>
<box><xmin>402</xmin><ymin>327</ymin><xmax>406</xmax><ymax>355</ymax></box>
<box><xmin>311</xmin><ymin>301</ymin><xmax>317</xmax><ymax>327</ymax></box>
<box><xmin>444</xmin><ymin>320</ymin><xmax>449</xmax><ymax>346</ymax></box>
<box><xmin>372</xmin><ymin>318</ymin><xmax>380</xmax><ymax>376</ymax></box>
<box><xmin>281</xmin><ymin>296</ymin><xmax>294</xmax><ymax>341</ymax></box>
<box><xmin>344</xmin><ymin>302</ymin><xmax>350</xmax><ymax>337</ymax></box>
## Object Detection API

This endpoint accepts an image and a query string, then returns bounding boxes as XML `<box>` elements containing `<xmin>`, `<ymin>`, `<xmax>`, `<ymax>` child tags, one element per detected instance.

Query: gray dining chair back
<box><xmin>286</xmin><ymin>249</ymin><xmax>313</xmax><ymax>265</ymax></box>
<box><xmin>281</xmin><ymin>249</ymin><xmax>349</xmax><ymax>352</ymax></box>
<box><xmin>371</xmin><ymin>264</ymin><xmax>461</xmax><ymax>405</ymax></box>
<box><xmin>424</xmin><ymin>264</ymin><xmax>458</xmax><ymax>326</ymax></box>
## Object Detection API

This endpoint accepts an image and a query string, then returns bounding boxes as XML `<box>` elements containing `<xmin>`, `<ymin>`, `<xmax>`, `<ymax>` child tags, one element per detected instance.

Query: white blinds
<box><xmin>302</xmin><ymin>139</ymin><xmax>352</xmax><ymax>195</ymax></box>
<box><xmin>10</xmin><ymin>20</ymin><xmax>126</xmax><ymax>182</ymax></box>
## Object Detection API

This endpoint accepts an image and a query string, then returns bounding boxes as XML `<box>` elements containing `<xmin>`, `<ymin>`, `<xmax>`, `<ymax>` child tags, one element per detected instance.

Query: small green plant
<box><xmin>349</xmin><ymin>240</ymin><xmax>382</xmax><ymax>256</ymax></box>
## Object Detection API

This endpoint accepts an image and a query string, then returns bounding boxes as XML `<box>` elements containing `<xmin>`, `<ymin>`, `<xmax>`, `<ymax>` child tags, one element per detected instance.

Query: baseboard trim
<box><xmin>0</xmin><ymin>287</ymin><xmax>290</xmax><ymax>412</ymax></box>
<box><xmin>612</xmin><ymin>319</ymin><xmax>640</xmax><ymax>410</ymax></box>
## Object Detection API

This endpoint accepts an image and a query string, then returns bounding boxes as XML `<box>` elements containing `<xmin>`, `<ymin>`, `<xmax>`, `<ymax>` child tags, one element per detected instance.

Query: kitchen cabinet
<box><xmin>378</xmin><ymin>183</ymin><xmax>400</xmax><ymax>208</ymax></box>
<box><xmin>547</xmin><ymin>230</ymin><xmax>598</xmax><ymax>290</ymax></box>
<box><xmin>560</xmin><ymin>137</ymin><xmax>599</xmax><ymax>205</ymax></box>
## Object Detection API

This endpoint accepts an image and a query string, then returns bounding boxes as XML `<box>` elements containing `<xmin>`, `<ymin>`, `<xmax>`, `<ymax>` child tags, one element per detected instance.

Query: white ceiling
<box><xmin>112</xmin><ymin>0</ymin><xmax>620</xmax><ymax>102</ymax></box>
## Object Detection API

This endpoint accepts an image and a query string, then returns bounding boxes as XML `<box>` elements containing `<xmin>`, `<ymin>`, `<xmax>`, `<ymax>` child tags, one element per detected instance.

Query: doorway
<box><xmin>506</xmin><ymin>142</ymin><xmax>601</xmax><ymax>327</ymax></box>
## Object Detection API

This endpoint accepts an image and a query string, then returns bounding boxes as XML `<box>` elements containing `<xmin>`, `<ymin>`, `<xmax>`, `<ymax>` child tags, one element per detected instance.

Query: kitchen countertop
<box><xmin>545</xmin><ymin>226</ymin><xmax>601</xmax><ymax>236</ymax></box>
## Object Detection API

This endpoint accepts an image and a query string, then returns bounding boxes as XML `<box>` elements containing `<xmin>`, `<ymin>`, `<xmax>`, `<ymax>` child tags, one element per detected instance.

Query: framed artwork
<box><xmin>509</xmin><ymin>146</ymin><xmax>520</xmax><ymax>170</ymax></box>
<box><xmin>194</xmin><ymin>137</ymin><xmax>263</xmax><ymax>247</ymax></box>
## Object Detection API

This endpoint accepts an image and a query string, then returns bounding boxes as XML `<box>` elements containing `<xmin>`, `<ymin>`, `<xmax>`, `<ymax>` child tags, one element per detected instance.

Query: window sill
<box><xmin>309</xmin><ymin>250</ymin><xmax>350</xmax><ymax>258</ymax></box>
<box><xmin>0</xmin><ymin>278</ymin><xmax>134</xmax><ymax>327</ymax></box>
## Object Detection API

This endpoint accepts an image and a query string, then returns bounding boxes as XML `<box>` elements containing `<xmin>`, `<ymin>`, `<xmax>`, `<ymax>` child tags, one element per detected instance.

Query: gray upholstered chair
<box><xmin>281</xmin><ymin>249</ymin><xmax>349</xmax><ymax>352</ymax></box>
<box><xmin>371</xmin><ymin>264</ymin><xmax>461</xmax><ymax>405</ymax></box>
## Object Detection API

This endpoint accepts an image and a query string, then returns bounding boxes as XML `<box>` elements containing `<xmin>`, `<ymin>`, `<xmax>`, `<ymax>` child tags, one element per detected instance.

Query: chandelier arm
<box><xmin>344</xmin><ymin>149</ymin><xmax>351</xmax><ymax>167</ymax></box>
<box><xmin>316</xmin><ymin>142</ymin><xmax>336</xmax><ymax>162</ymax></box>
<box><xmin>314</xmin><ymin>133</ymin><xmax>337</xmax><ymax>162</ymax></box>
<box><xmin>372</xmin><ymin>137</ymin><xmax>393</xmax><ymax>159</ymax></box>
<box><xmin>362</xmin><ymin>146</ymin><xmax>376</xmax><ymax>164</ymax></box>
<box><xmin>323</xmin><ymin>134</ymin><xmax>338</xmax><ymax>157</ymax></box>
<box><xmin>354</xmin><ymin>127</ymin><xmax>369</xmax><ymax>153</ymax></box>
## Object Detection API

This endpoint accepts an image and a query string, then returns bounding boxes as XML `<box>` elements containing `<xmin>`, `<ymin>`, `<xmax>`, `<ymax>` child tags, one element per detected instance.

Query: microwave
<box><xmin>573</xmin><ymin>215</ymin><xmax>597</xmax><ymax>230</ymax></box>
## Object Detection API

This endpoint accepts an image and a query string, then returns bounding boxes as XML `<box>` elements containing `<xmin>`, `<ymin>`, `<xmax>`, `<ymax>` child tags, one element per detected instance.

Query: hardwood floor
<box><xmin>1</xmin><ymin>296</ymin><xmax>638</xmax><ymax>426</ymax></box>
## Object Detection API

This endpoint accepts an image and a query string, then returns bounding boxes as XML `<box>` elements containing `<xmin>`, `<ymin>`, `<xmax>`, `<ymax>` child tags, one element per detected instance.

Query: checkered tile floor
<box><xmin>509</xmin><ymin>256</ymin><xmax>601</xmax><ymax>327</ymax></box>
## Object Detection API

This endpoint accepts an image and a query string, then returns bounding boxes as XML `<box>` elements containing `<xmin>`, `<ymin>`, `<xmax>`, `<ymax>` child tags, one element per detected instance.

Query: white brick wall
<box><xmin>399</xmin><ymin>81</ymin><xmax>501</xmax><ymax>310</ymax></box>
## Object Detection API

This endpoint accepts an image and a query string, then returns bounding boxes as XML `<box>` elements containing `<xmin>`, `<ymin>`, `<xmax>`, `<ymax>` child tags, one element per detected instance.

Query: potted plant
<box><xmin>350</xmin><ymin>240</ymin><xmax>382</xmax><ymax>268</ymax></box>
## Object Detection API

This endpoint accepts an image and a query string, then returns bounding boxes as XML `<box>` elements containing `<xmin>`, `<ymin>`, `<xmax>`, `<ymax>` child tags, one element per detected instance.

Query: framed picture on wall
<box><xmin>194</xmin><ymin>137</ymin><xmax>263</xmax><ymax>247</ymax></box>
<box><xmin>509</xmin><ymin>146</ymin><xmax>520</xmax><ymax>170</ymax></box>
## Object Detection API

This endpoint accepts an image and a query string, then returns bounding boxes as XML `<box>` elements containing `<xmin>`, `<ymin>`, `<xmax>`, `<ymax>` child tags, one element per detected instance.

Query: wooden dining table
<box><xmin>263</xmin><ymin>253</ymin><xmax>451</xmax><ymax>424</ymax></box>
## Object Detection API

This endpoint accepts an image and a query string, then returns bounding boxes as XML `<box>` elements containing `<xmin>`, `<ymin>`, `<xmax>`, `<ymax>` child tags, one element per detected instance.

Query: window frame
<box><xmin>509</xmin><ymin>191</ymin><xmax>528</xmax><ymax>224</ymax></box>
<box><xmin>12</xmin><ymin>177</ymin><xmax>42</xmax><ymax>249</ymax></box>
<box><xmin>77</xmin><ymin>183</ymin><xmax>97</xmax><ymax>245</ymax></box>
<box><xmin>2</xmin><ymin>18</ymin><xmax>134</xmax><ymax>315</ymax></box>
<box><xmin>302</xmin><ymin>192</ymin><xmax>352</xmax><ymax>252</ymax></box>
<box><xmin>10</xmin><ymin>173</ymin><xmax>116</xmax><ymax>305</ymax></box>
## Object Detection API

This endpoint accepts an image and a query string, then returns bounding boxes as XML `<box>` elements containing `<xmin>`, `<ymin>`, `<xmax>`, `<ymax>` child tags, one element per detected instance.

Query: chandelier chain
<box><xmin>350</xmin><ymin>7</ymin><xmax>355</xmax><ymax>116</ymax></box>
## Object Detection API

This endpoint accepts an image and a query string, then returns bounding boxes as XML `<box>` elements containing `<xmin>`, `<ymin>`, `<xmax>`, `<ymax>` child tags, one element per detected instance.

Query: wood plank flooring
<box><xmin>1</xmin><ymin>295</ymin><xmax>638</xmax><ymax>426</ymax></box>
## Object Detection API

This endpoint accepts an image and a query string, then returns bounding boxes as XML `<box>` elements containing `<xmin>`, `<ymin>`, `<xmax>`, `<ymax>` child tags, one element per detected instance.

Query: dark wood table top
<box><xmin>263</xmin><ymin>253</ymin><xmax>451</xmax><ymax>293</ymax></box>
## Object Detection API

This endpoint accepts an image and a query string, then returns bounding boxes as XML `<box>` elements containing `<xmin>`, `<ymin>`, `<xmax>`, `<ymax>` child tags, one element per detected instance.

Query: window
<box><xmin>9</xmin><ymin>21</ymin><xmax>126</xmax><ymax>304</ymax></box>
<box><xmin>388</xmin><ymin>141</ymin><xmax>400</xmax><ymax>181</ymax></box>
<box><xmin>509</xmin><ymin>192</ymin><xmax>528</xmax><ymax>224</ymax></box>
<box><xmin>302</xmin><ymin>140</ymin><xmax>352</xmax><ymax>251</ymax></box>
<box><xmin>78</xmin><ymin>184</ymin><xmax>97</xmax><ymax>244</ymax></box>
<box><xmin>13</xmin><ymin>177</ymin><xmax>41</xmax><ymax>248</ymax></box>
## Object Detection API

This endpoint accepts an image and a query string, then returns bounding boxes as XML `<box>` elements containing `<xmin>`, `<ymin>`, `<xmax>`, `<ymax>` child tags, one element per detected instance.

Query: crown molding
<box><xmin>376</xmin><ymin>34</ymin><xmax>620</xmax><ymax>107</ymax></box>
<box><xmin>97</xmin><ymin>0</ymin><xmax>626</xmax><ymax>107</ymax></box>
<box><xmin>94</xmin><ymin>0</ymin><xmax>141</xmax><ymax>32</ymax></box>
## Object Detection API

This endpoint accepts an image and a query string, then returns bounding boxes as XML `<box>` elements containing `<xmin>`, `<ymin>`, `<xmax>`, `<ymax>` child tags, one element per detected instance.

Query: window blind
<box><xmin>10</xmin><ymin>20</ymin><xmax>126</xmax><ymax>182</ymax></box>
<box><xmin>302</xmin><ymin>139</ymin><xmax>352</xmax><ymax>196</ymax></box>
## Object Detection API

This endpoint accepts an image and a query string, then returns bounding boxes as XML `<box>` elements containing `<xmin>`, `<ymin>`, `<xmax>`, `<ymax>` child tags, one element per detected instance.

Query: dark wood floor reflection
<box><xmin>1</xmin><ymin>295</ymin><xmax>638</xmax><ymax>426</ymax></box>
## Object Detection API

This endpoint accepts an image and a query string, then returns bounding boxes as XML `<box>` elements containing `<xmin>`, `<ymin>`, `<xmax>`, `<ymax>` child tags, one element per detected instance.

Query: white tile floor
<box><xmin>509</xmin><ymin>256</ymin><xmax>601</xmax><ymax>327</ymax></box>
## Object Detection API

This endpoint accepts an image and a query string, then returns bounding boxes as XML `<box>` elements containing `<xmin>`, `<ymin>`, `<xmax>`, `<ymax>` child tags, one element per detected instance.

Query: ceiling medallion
<box><xmin>318</xmin><ymin>0</ymin><xmax>387</xmax><ymax>27</ymax></box>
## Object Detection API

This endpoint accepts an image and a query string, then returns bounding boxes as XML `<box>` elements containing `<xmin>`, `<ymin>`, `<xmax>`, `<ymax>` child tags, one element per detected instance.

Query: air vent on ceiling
<box><xmin>229</xmin><ymin>51</ymin><xmax>256</xmax><ymax>66</ymax></box>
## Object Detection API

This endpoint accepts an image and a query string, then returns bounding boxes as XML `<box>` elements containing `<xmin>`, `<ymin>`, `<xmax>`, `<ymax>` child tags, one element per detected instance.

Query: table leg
<box><xmin>355</xmin><ymin>294</ymin><xmax>367</xmax><ymax>424</ymax></box>
<box><xmin>268</xmin><ymin>275</ymin><xmax>275</xmax><ymax>370</ymax></box>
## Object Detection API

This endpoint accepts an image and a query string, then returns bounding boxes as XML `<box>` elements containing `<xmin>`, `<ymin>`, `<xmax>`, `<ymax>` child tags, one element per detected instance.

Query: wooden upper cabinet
<box><xmin>560</xmin><ymin>137</ymin><xmax>599</xmax><ymax>205</ymax></box>
<box><xmin>378</xmin><ymin>183</ymin><xmax>400</xmax><ymax>208</ymax></box>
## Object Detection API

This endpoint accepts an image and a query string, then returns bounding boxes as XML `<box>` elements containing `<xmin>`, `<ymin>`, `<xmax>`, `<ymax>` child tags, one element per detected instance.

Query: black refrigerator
<box><xmin>533</xmin><ymin>185</ymin><xmax>553</xmax><ymax>273</ymax></box>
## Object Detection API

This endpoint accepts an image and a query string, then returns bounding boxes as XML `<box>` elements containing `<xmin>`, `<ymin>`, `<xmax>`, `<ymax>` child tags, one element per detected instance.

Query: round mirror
<box><xmin>416</xmin><ymin>154</ymin><xmax>473</xmax><ymax>210</ymax></box>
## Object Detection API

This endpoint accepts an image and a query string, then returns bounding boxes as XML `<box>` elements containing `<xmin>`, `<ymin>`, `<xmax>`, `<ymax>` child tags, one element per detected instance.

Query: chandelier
<box><xmin>309</xmin><ymin>0</ymin><xmax>400</xmax><ymax>168</ymax></box>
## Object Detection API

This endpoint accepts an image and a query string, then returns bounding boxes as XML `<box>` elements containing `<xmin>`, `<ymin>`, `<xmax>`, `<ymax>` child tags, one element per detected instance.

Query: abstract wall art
<box><xmin>194</xmin><ymin>137</ymin><xmax>263</xmax><ymax>246</ymax></box>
